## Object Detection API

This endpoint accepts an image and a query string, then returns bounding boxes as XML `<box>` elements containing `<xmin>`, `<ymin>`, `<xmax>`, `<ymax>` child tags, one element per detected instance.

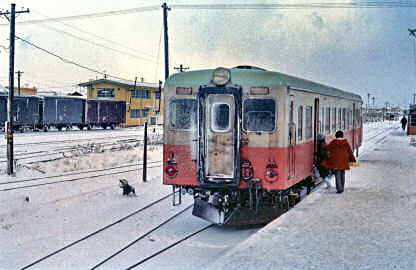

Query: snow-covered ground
<box><xmin>209</xmin><ymin>121</ymin><xmax>416</xmax><ymax>269</ymax></box>
<box><xmin>0</xmin><ymin>120</ymin><xmax>411</xmax><ymax>269</ymax></box>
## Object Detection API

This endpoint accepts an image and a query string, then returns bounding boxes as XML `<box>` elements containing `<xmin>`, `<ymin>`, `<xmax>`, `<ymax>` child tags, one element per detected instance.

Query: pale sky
<box><xmin>0</xmin><ymin>0</ymin><xmax>415</xmax><ymax>107</ymax></box>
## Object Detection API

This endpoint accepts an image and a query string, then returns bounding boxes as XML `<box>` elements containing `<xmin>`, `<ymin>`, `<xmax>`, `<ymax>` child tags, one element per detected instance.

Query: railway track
<box><xmin>19</xmin><ymin>193</ymin><xmax>175</xmax><ymax>270</ymax></box>
<box><xmin>0</xmin><ymin>133</ymin><xmax>145</xmax><ymax>149</ymax></box>
<box><xmin>0</xmin><ymin>161</ymin><xmax>162</xmax><ymax>192</ymax></box>
<box><xmin>0</xmin><ymin>134</ymin><xmax>162</xmax><ymax>166</ymax></box>
<box><xmin>359</xmin><ymin>125</ymin><xmax>400</xmax><ymax>157</ymax></box>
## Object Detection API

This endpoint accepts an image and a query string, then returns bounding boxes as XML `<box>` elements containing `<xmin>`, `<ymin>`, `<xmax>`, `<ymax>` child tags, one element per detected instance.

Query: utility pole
<box><xmin>174</xmin><ymin>64</ymin><xmax>189</xmax><ymax>72</ymax></box>
<box><xmin>413</xmin><ymin>93</ymin><xmax>416</xmax><ymax>105</ymax></box>
<box><xmin>367</xmin><ymin>93</ymin><xmax>370</xmax><ymax>110</ymax></box>
<box><xmin>16</xmin><ymin>71</ymin><xmax>23</xmax><ymax>95</ymax></box>
<box><xmin>372</xmin><ymin>96</ymin><xmax>375</xmax><ymax>108</ymax></box>
<box><xmin>409</xmin><ymin>29</ymin><xmax>416</xmax><ymax>107</ymax></box>
<box><xmin>1</xmin><ymin>4</ymin><xmax>30</xmax><ymax>175</ymax></box>
<box><xmin>162</xmin><ymin>3</ymin><xmax>170</xmax><ymax>80</ymax></box>
<box><xmin>158</xmin><ymin>80</ymin><xmax>162</xmax><ymax>112</ymax></box>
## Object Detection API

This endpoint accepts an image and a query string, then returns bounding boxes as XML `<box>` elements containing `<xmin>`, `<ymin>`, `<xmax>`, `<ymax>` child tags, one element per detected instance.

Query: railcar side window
<box><xmin>342</xmin><ymin>108</ymin><xmax>346</xmax><ymax>130</ymax></box>
<box><xmin>243</xmin><ymin>99</ymin><xmax>276</xmax><ymax>132</ymax></box>
<box><xmin>169</xmin><ymin>99</ymin><xmax>198</xmax><ymax>130</ymax></box>
<box><xmin>338</xmin><ymin>108</ymin><xmax>341</xmax><ymax>130</ymax></box>
<box><xmin>211</xmin><ymin>103</ymin><xmax>230</xmax><ymax>132</ymax></box>
<box><xmin>305</xmin><ymin>106</ymin><xmax>312</xmax><ymax>138</ymax></box>
<box><xmin>346</xmin><ymin>109</ymin><xmax>350</xmax><ymax>129</ymax></box>
<box><xmin>332</xmin><ymin>107</ymin><xmax>336</xmax><ymax>132</ymax></box>
<box><xmin>325</xmin><ymin>107</ymin><xmax>330</xmax><ymax>134</ymax></box>
<box><xmin>298</xmin><ymin>106</ymin><xmax>303</xmax><ymax>140</ymax></box>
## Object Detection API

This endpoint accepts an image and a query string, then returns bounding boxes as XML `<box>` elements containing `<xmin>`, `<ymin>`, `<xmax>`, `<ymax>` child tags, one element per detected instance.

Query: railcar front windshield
<box><xmin>243</xmin><ymin>98</ymin><xmax>276</xmax><ymax>132</ymax></box>
<box><xmin>169</xmin><ymin>98</ymin><xmax>198</xmax><ymax>130</ymax></box>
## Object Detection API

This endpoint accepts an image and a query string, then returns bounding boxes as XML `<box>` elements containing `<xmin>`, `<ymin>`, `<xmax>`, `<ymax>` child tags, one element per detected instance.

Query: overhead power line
<box><xmin>0</xmin><ymin>5</ymin><xmax>160</xmax><ymax>26</ymax></box>
<box><xmin>15</xmin><ymin>36</ymin><xmax>131</xmax><ymax>81</ymax></box>
<box><xmin>0</xmin><ymin>2</ymin><xmax>414</xmax><ymax>27</ymax></box>
<box><xmin>18</xmin><ymin>20</ymin><xmax>156</xmax><ymax>63</ymax></box>
<box><xmin>27</xmin><ymin>9</ymin><xmax>157</xmax><ymax>60</ymax></box>
<box><xmin>171</xmin><ymin>2</ymin><xmax>416</xmax><ymax>9</ymax></box>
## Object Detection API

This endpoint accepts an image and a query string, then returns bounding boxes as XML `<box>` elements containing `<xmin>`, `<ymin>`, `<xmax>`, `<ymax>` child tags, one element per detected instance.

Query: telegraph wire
<box><xmin>28</xmin><ymin>9</ymin><xmax>157</xmax><ymax>60</ymax></box>
<box><xmin>3</xmin><ymin>1</ymin><xmax>416</xmax><ymax>27</ymax></box>
<box><xmin>0</xmin><ymin>5</ymin><xmax>160</xmax><ymax>26</ymax></box>
<box><xmin>154</xmin><ymin>24</ymin><xmax>163</xmax><ymax>83</ymax></box>
<box><xmin>15</xmin><ymin>36</ymin><xmax>132</xmax><ymax>82</ymax></box>
<box><xmin>171</xmin><ymin>2</ymin><xmax>416</xmax><ymax>9</ymax></box>
<box><xmin>18</xmin><ymin>20</ymin><xmax>156</xmax><ymax>63</ymax></box>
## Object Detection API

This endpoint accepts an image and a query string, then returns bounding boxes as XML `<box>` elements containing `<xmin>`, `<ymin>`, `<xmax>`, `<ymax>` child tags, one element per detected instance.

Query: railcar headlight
<box><xmin>212</xmin><ymin>67</ymin><xmax>230</xmax><ymax>86</ymax></box>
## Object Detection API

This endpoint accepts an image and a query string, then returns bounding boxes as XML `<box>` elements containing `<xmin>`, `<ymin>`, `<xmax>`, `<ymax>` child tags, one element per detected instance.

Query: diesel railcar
<box><xmin>163</xmin><ymin>66</ymin><xmax>363</xmax><ymax>225</ymax></box>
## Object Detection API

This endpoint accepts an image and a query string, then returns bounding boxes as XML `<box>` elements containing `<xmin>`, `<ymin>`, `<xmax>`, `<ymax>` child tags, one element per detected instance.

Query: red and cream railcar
<box><xmin>163</xmin><ymin>66</ymin><xmax>362</xmax><ymax>225</ymax></box>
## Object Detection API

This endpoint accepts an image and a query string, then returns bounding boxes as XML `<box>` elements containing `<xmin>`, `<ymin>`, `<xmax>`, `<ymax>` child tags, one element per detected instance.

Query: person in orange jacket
<box><xmin>321</xmin><ymin>130</ymin><xmax>356</xmax><ymax>193</ymax></box>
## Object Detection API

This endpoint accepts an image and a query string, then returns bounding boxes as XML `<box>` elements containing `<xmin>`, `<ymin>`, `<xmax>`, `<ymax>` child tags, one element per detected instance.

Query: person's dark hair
<box><xmin>335</xmin><ymin>130</ymin><xmax>343</xmax><ymax>138</ymax></box>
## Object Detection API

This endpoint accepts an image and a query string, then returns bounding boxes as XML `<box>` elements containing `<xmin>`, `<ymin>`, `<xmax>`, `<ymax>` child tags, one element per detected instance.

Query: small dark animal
<box><xmin>119</xmin><ymin>179</ymin><xmax>136</xmax><ymax>196</ymax></box>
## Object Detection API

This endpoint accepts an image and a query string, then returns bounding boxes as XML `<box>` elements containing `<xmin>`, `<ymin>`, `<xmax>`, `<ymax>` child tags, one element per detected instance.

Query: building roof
<box><xmin>165</xmin><ymin>67</ymin><xmax>362</xmax><ymax>101</ymax></box>
<box><xmin>78</xmin><ymin>78</ymin><xmax>158</xmax><ymax>89</ymax></box>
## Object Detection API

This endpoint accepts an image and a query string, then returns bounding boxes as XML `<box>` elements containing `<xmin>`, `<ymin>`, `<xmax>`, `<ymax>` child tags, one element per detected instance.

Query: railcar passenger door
<box><xmin>352</xmin><ymin>103</ymin><xmax>356</xmax><ymax>149</ymax></box>
<box><xmin>203</xmin><ymin>94</ymin><xmax>237</xmax><ymax>183</ymax></box>
<box><xmin>288</xmin><ymin>96</ymin><xmax>296</xmax><ymax>179</ymax></box>
<box><xmin>313</xmin><ymin>98</ymin><xmax>320</xmax><ymax>165</ymax></box>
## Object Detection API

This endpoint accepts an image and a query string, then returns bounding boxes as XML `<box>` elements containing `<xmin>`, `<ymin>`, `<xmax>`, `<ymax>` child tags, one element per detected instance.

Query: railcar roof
<box><xmin>165</xmin><ymin>68</ymin><xmax>362</xmax><ymax>101</ymax></box>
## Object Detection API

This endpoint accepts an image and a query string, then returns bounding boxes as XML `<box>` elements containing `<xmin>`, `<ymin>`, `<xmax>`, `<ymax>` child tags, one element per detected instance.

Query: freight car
<box><xmin>41</xmin><ymin>96</ymin><xmax>85</xmax><ymax>131</ymax></box>
<box><xmin>163</xmin><ymin>66</ymin><xmax>363</xmax><ymax>225</ymax></box>
<box><xmin>85</xmin><ymin>99</ymin><xmax>126</xmax><ymax>130</ymax></box>
<box><xmin>0</xmin><ymin>94</ymin><xmax>40</xmax><ymax>131</ymax></box>
<box><xmin>0</xmin><ymin>95</ymin><xmax>126</xmax><ymax>131</ymax></box>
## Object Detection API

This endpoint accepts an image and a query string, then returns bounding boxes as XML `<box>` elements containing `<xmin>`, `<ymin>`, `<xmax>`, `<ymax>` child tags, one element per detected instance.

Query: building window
<box><xmin>141</xmin><ymin>109</ymin><xmax>149</xmax><ymax>118</ymax></box>
<box><xmin>97</xmin><ymin>88</ymin><xmax>115</xmax><ymax>98</ymax></box>
<box><xmin>305</xmin><ymin>106</ymin><xmax>312</xmax><ymax>138</ymax></box>
<box><xmin>131</xmin><ymin>90</ymin><xmax>140</xmax><ymax>98</ymax></box>
<box><xmin>298</xmin><ymin>105</ymin><xmax>303</xmax><ymax>140</ymax></box>
<box><xmin>155</xmin><ymin>91</ymin><xmax>161</xmax><ymax>99</ymax></box>
<box><xmin>131</xmin><ymin>89</ymin><xmax>151</xmax><ymax>99</ymax></box>
<box><xmin>130</xmin><ymin>109</ymin><xmax>140</xmax><ymax>118</ymax></box>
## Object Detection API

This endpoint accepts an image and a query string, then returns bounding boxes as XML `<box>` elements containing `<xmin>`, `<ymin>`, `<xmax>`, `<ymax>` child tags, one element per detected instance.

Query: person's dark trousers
<box><xmin>402</xmin><ymin>124</ymin><xmax>406</xmax><ymax>130</ymax></box>
<box><xmin>334</xmin><ymin>170</ymin><xmax>345</xmax><ymax>192</ymax></box>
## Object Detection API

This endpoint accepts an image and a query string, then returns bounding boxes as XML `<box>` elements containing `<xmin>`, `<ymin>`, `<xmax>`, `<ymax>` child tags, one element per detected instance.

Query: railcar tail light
<box><xmin>165</xmin><ymin>164</ymin><xmax>178</xmax><ymax>178</ymax></box>
<box><xmin>264</xmin><ymin>160</ymin><xmax>279</xmax><ymax>183</ymax></box>
<box><xmin>241</xmin><ymin>160</ymin><xmax>253</xmax><ymax>180</ymax></box>
<box><xmin>212</xmin><ymin>67</ymin><xmax>231</xmax><ymax>86</ymax></box>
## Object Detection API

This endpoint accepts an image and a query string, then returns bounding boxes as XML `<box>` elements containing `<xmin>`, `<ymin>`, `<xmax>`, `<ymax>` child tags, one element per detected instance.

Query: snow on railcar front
<box><xmin>163</xmin><ymin>66</ymin><xmax>363</xmax><ymax>225</ymax></box>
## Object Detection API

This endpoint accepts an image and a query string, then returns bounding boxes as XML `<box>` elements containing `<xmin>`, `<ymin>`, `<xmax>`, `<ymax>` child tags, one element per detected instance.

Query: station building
<box><xmin>79</xmin><ymin>78</ymin><xmax>163</xmax><ymax>126</ymax></box>
<box><xmin>5</xmin><ymin>86</ymin><xmax>37</xmax><ymax>95</ymax></box>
